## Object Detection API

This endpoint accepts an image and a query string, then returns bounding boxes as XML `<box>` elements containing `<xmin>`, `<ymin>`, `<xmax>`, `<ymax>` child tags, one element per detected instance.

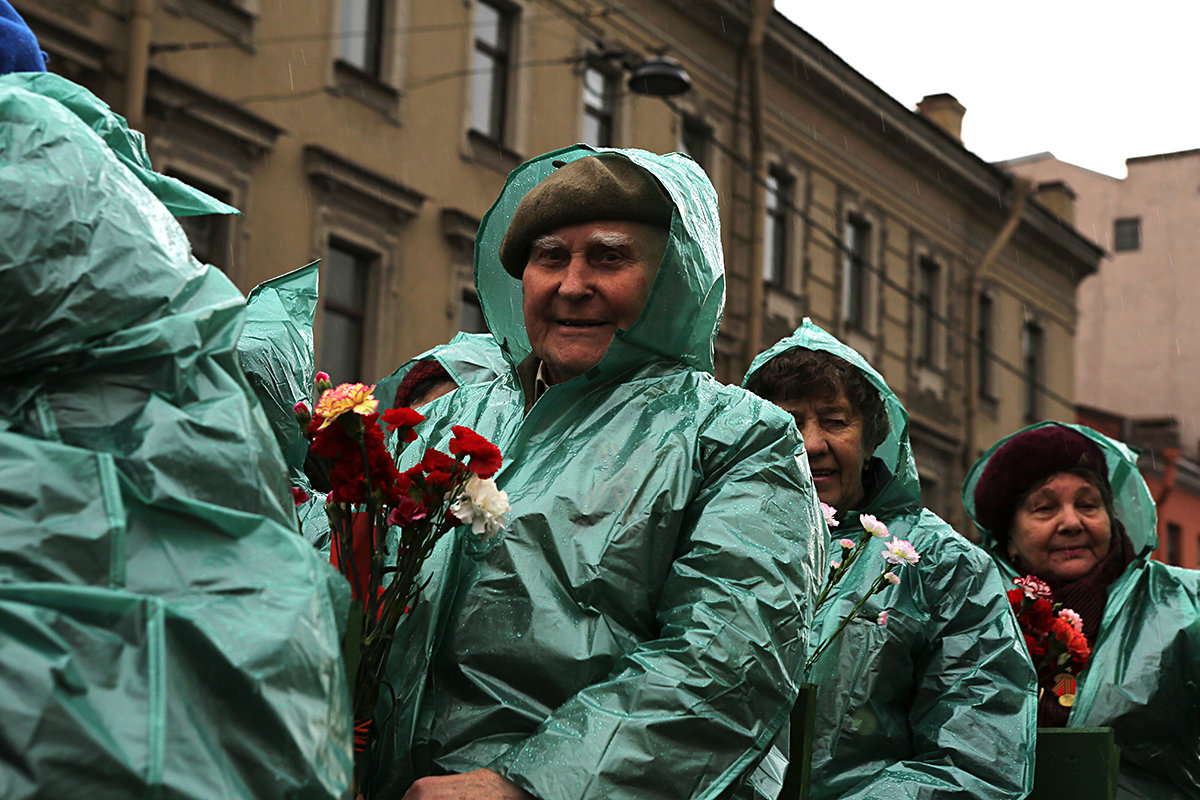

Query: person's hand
<box><xmin>401</xmin><ymin>768</ymin><xmax>534</xmax><ymax>799</ymax></box>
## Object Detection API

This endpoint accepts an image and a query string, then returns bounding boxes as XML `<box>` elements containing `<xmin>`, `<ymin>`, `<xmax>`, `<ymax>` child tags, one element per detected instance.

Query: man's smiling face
<box><xmin>521</xmin><ymin>220</ymin><xmax>663</xmax><ymax>384</ymax></box>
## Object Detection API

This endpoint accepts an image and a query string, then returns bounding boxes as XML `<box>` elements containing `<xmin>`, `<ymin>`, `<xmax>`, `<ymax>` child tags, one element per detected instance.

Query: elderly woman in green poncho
<box><xmin>743</xmin><ymin>319</ymin><xmax>1036</xmax><ymax>800</ymax></box>
<box><xmin>965</xmin><ymin>422</ymin><xmax>1200</xmax><ymax>799</ymax></box>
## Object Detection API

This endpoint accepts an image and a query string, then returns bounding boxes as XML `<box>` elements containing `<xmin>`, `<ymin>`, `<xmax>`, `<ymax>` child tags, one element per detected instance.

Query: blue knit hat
<box><xmin>0</xmin><ymin>1</ymin><xmax>48</xmax><ymax>74</ymax></box>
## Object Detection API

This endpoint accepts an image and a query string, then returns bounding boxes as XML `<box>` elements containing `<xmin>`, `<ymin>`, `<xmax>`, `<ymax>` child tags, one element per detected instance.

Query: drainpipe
<box><xmin>742</xmin><ymin>0</ymin><xmax>773</xmax><ymax>370</ymax></box>
<box><xmin>961</xmin><ymin>177</ymin><xmax>1031</xmax><ymax>475</ymax></box>
<box><xmin>124</xmin><ymin>0</ymin><xmax>155</xmax><ymax>131</ymax></box>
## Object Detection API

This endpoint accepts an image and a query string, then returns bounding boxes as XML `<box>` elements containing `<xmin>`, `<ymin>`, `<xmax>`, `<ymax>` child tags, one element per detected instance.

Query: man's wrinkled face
<box><xmin>522</xmin><ymin>220</ymin><xmax>662</xmax><ymax>384</ymax></box>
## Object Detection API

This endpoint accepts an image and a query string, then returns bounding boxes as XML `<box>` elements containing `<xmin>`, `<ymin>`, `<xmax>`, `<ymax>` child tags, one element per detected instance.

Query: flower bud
<box><xmin>293</xmin><ymin>401</ymin><xmax>311</xmax><ymax>425</ymax></box>
<box><xmin>315</xmin><ymin>371</ymin><xmax>333</xmax><ymax>393</ymax></box>
<box><xmin>884</xmin><ymin>571</ymin><xmax>901</xmax><ymax>585</ymax></box>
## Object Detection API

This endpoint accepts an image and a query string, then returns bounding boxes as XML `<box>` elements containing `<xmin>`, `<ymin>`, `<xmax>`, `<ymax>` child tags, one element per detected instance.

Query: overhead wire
<box><xmin>154</xmin><ymin>0</ymin><xmax>1081</xmax><ymax>410</ymax></box>
<box><xmin>534</xmin><ymin>0</ymin><xmax>1081</xmax><ymax>410</ymax></box>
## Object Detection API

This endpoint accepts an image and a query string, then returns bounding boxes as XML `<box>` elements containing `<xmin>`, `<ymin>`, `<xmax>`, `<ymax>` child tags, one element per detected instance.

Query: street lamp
<box><xmin>627</xmin><ymin>55</ymin><xmax>691</xmax><ymax>97</ymax></box>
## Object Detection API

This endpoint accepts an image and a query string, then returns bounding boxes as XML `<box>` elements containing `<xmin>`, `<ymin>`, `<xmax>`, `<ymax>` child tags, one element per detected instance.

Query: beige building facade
<box><xmin>18</xmin><ymin>0</ymin><xmax>1100</xmax><ymax>527</ymax></box>
<box><xmin>1006</xmin><ymin>149</ymin><xmax>1200</xmax><ymax>566</ymax></box>
<box><xmin>1006</xmin><ymin>149</ymin><xmax>1200</xmax><ymax>458</ymax></box>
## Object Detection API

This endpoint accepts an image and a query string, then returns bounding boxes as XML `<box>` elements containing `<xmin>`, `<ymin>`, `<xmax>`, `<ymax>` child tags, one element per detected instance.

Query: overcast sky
<box><xmin>774</xmin><ymin>1</ymin><xmax>1196</xmax><ymax>178</ymax></box>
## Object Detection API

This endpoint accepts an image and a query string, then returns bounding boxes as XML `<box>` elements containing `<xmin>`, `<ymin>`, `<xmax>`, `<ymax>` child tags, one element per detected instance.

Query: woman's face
<box><xmin>1007</xmin><ymin>471</ymin><xmax>1113</xmax><ymax>583</ymax></box>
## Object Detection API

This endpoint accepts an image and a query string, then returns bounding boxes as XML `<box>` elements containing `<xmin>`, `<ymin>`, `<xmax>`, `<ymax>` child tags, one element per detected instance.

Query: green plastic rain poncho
<box><xmin>0</xmin><ymin>73</ymin><xmax>351</xmax><ymax>798</ymax></box>
<box><xmin>374</xmin><ymin>332</ymin><xmax>508</xmax><ymax>413</ymax></box>
<box><xmin>963</xmin><ymin>422</ymin><xmax>1200</xmax><ymax>799</ymax></box>
<box><xmin>744</xmin><ymin>319</ymin><xmax>1037</xmax><ymax>800</ymax></box>
<box><xmin>370</xmin><ymin>145</ymin><xmax>824</xmax><ymax>800</ymax></box>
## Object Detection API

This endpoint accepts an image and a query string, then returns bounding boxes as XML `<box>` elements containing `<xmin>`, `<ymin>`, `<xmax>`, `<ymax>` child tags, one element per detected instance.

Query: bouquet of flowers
<box><xmin>295</xmin><ymin>375</ymin><xmax>509</xmax><ymax>797</ymax></box>
<box><xmin>806</xmin><ymin>504</ymin><xmax>920</xmax><ymax>670</ymax></box>
<box><xmin>1007</xmin><ymin>575</ymin><xmax>1090</xmax><ymax>707</ymax></box>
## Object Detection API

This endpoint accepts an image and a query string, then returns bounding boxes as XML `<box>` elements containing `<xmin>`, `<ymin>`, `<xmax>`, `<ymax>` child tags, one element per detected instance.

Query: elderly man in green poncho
<box><xmin>373</xmin><ymin>147</ymin><xmax>824</xmax><ymax>800</ymax></box>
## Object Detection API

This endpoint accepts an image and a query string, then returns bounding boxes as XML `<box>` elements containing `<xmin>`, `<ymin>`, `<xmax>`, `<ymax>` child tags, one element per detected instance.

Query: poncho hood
<box><xmin>374</xmin><ymin>332</ymin><xmax>507</xmax><ymax>414</ymax></box>
<box><xmin>963</xmin><ymin>421</ymin><xmax>1159</xmax><ymax>567</ymax></box>
<box><xmin>743</xmin><ymin>317</ymin><xmax>920</xmax><ymax>523</ymax></box>
<box><xmin>474</xmin><ymin>145</ymin><xmax>724</xmax><ymax>380</ymax></box>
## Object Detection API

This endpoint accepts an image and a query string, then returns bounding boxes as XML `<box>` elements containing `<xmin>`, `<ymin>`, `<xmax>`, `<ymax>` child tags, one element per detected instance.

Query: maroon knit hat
<box><xmin>974</xmin><ymin>425</ymin><xmax>1109</xmax><ymax>539</ymax></box>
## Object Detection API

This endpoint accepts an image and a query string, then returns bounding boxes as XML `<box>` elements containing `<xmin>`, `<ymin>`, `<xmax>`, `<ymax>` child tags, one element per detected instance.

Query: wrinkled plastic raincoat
<box><xmin>374</xmin><ymin>332</ymin><xmax>507</xmax><ymax>414</ymax></box>
<box><xmin>964</xmin><ymin>422</ymin><xmax>1200</xmax><ymax>799</ymax></box>
<box><xmin>239</xmin><ymin>263</ymin><xmax>320</xmax><ymax>490</ymax></box>
<box><xmin>371</xmin><ymin>145</ymin><xmax>823</xmax><ymax>800</ymax></box>
<box><xmin>0</xmin><ymin>73</ymin><xmax>351</xmax><ymax>798</ymax></box>
<box><xmin>745</xmin><ymin>319</ymin><xmax>1036</xmax><ymax>800</ymax></box>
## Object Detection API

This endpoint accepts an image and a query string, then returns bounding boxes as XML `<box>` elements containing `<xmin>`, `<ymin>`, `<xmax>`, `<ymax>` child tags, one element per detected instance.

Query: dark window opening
<box><xmin>169</xmin><ymin>172</ymin><xmax>233</xmax><ymax>271</ymax></box>
<box><xmin>321</xmin><ymin>239</ymin><xmax>373</xmax><ymax>383</ymax></box>
<box><xmin>763</xmin><ymin>168</ymin><xmax>793</xmax><ymax>286</ymax></box>
<box><xmin>679</xmin><ymin>115</ymin><xmax>711</xmax><ymax>170</ymax></box>
<box><xmin>339</xmin><ymin>0</ymin><xmax>386</xmax><ymax>77</ymax></box>
<box><xmin>582</xmin><ymin>66</ymin><xmax>615</xmax><ymax>147</ymax></box>
<box><xmin>843</xmin><ymin>214</ymin><xmax>871</xmax><ymax>329</ymax></box>
<box><xmin>459</xmin><ymin>290</ymin><xmax>488</xmax><ymax>333</ymax></box>
<box><xmin>916</xmin><ymin>256</ymin><xmax>940</xmax><ymax>365</ymax></box>
<box><xmin>1022</xmin><ymin>320</ymin><xmax>1043</xmax><ymax>422</ymax></box>
<box><xmin>977</xmin><ymin>291</ymin><xmax>994</xmax><ymax>397</ymax></box>
<box><xmin>1166</xmin><ymin>522</ymin><xmax>1181</xmax><ymax>565</ymax></box>
<box><xmin>471</xmin><ymin>0</ymin><xmax>513</xmax><ymax>143</ymax></box>
<box><xmin>1114</xmin><ymin>217</ymin><xmax>1141</xmax><ymax>252</ymax></box>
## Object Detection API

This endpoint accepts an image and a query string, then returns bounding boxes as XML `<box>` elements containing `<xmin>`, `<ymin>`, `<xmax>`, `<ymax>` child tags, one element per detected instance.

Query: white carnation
<box><xmin>449</xmin><ymin>476</ymin><xmax>510</xmax><ymax>539</ymax></box>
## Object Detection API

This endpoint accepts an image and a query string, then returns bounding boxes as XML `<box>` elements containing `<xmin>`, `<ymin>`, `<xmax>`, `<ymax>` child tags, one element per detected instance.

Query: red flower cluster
<box><xmin>307</xmin><ymin>411</ymin><xmax>407</xmax><ymax>505</ymax></box>
<box><xmin>1008</xmin><ymin>577</ymin><xmax>1090</xmax><ymax>691</ymax></box>
<box><xmin>449</xmin><ymin>425</ymin><xmax>503</xmax><ymax>478</ymax></box>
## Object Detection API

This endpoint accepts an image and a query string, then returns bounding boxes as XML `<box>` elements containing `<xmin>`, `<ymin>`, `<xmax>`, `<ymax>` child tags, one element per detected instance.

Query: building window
<box><xmin>915</xmin><ymin>256</ymin><xmax>940</xmax><ymax>366</ymax></box>
<box><xmin>339</xmin><ymin>0</ymin><xmax>386</xmax><ymax>77</ymax></box>
<box><xmin>581</xmin><ymin>66</ymin><xmax>616</xmax><ymax>147</ymax></box>
<box><xmin>460</xmin><ymin>290</ymin><xmax>488</xmax><ymax>333</ymax></box>
<box><xmin>321</xmin><ymin>239</ymin><xmax>373</xmax><ymax>383</ymax></box>
<box><xmin>763</xmin><ymin>168</ymin><xmax>792</xmax><ymax>287</ymax></box>
<box><xmin>471</xmin><ymin>0</ymin><xmax>513</xmax><ymax>143</ymax></box>
<box><xmin>169</xmin><ymin>172</ymin><xmax>233</xmax><ymax>271</ymax></box>
<box><xmin>1022</xmin><ymin>319</ymin><xmax>1043</xmax><ymax>422</ymax></box>
<box><xmin>1113</xmin><ymin>217</ymin><xmax>1141</xmax><ymax>252</ymax></box>
<box><xmin>679</xmin><ymin>115</ymin><xmax>710</xmax><ymax>170</ymax></box>
<box><xmin>1166</xmin><ymin>522</ymin><xmax>1182</xmax><ymax>565</ymax></box>
<box><xmin>977</xmin><ymin>290</ymin><xmax>994</xmax><ymax>397</ymax></box>
<box><xmin>842</xmin><ymin>214</ymin><xmax>872</xmax><ymax>329</ymax></box>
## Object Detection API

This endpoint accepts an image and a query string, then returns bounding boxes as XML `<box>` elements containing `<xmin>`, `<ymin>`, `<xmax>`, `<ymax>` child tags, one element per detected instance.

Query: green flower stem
<box><xmin>806</xmin><ymin>569</ymin><xmax>894</xmax><ymax>671</ymax></box>
<box><xmin>813</xmin><ymin>529</ymin><xmax>874</xmax><ymax>613</ymax></box>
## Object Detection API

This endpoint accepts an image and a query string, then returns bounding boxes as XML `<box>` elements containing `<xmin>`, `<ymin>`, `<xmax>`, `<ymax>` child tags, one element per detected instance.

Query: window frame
<box><xmin>470</xmin><ymin>0</ymin><xmax>514</xmax><ymax>144</ymax></box>
<box><xmin>976</xmin><ymin>289</ymin><xmax>995</xmax><ymax>398</ymax></box>
<box><xmin>762</xmin><ymin>166</ymin><xmax>794</xmax><ymax>288</ymax></box>
<box><xmin>580</xmin><ymin>64</ymin><xmax>617</xmax><ymax>147</ymax></box>
<box><xmin>841</xmin><ymin>212</ymin><xmax>873</xmax><ymax>331</ymax></box>
<box><xmin>337</xmin><ymin>0</ymin><xmax>387</xmax><ymax>78</ymax></box>
<box><xmin>320</xmin><ymin>237</ymin><xmax>377</xmax><ymax>384</ymax></box>
<box><xmin>915</xmin><ymin>254</ymin><xmax>941</xmax><ymax>367</ymax></box>
<box><xmin>678</xmin><ymin>113</ymin><xmax>711</xmax><ymax>171</ymax></box>
<box><xmin>1022</xmin><ymin>317</ymin><xmax>1044</xmax><ymax>423</ymax></box>
<box><xmin>1113</xmin><ymin>216</ymin><xmax>1141</xmax><ymax>252</ymax></box>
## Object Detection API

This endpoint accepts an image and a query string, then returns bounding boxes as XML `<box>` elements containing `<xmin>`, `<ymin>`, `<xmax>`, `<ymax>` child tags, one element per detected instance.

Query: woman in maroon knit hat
<box><xmin>963</xmin><ymin>422</ymin><xmax>1200</xmax><ymax>799</ymax></box>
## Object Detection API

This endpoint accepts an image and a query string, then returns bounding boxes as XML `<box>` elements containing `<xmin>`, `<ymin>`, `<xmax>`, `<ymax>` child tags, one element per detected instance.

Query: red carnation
<box><xmin>383</xmin><ymin>406</ymin><xmax>425</xmax><ymax>443</ymax></box>
<box><xmin>387</xmin><ymin>495</ymin><xmax>428</xmax><ymax>527</ymax></box>
<box><xmin>421</xmin><ymin>449</ymin><xmax>456</xmax><ymax>474</ymax></box>
<box><xmin>1027</xmin><ymin>598</ymin><xmax>1054</xmax><ymax>629</ymax></box>
<box><xmin>449</xmin><ymin>425</ymin><xmax>502</xmax><ymax>478</ymax></box>
<box><xmin>291</xmin><ymin>487</ymin><xmax>310</xmax><ymax>506</ymax></box>
<box><xmin>1067</xmin><ymin>631</ymin><xmax>1090</xmax><ymax>662</ymax></box>
<box><xmin>1007</xmin><ymin>588</ymin><xmax>1024</xmax><ymax>606</ymax></box>
<box><xmin>1051</xmin><ymin>617</ymin><xmax>1076</xmax><ymax>645</ymax></box>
